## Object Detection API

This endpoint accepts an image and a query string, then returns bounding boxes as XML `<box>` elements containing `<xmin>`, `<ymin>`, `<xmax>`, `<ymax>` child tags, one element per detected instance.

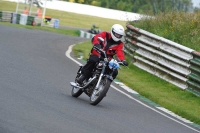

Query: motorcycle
<box><xmin>70</xmin><ymin>37</ymin><xmax>126</xmax><ymax>106</ymax></box>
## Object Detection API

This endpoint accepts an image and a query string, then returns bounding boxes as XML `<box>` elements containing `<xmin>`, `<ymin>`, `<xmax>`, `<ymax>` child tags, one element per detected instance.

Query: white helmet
<box><xmin>111</xmin><ymin>24</ymin><xmax>124</xmax><ymax>42</ymax></box>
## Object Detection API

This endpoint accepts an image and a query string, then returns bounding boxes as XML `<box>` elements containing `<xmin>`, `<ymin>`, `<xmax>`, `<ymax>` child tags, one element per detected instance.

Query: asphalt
<box><xmin>0</xmin><ymin>24</ymin><xmax>199</xmax><ymax>133</ymax></box>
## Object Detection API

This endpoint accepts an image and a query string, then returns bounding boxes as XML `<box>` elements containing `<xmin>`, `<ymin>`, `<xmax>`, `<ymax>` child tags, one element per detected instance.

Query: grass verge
<box><xmin>73</xmin><ymin>41</ymin><xmax>200</xmax><ymax>125</ymax></box>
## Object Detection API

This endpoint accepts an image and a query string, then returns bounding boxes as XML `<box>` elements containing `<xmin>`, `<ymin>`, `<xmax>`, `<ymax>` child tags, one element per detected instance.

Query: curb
<box><xmin>78</xmin><ymin>30</ymin><xmax>95</xmax><ymax>39</ymax></box>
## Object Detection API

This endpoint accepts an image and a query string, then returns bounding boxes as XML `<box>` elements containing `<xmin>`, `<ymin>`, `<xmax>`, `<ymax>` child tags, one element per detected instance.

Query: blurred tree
<box><xmin>91</xmin><ymin>1</ymin><xmax>100</xmax><ymax>6</ymax></box>
<box><xmin>78</xmin><ymin>0</ymin><xmax>84</xmax><ymax>3</ymax></box>
<box><xmin>67</xmin><ymin>0</ymin><xmax>193</xmax><ymax>14</ymax></box>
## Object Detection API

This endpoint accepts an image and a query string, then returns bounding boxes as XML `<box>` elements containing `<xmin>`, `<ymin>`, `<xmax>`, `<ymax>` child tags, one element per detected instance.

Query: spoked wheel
<box><xmin>90</xmin><ymin>78</ymin><xmax>111</xmax><ymax>106</ymax></box>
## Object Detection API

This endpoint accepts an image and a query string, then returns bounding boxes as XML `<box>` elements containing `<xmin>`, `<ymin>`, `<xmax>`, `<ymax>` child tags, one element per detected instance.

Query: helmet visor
<box><xmin>112</xmin><ymin>29</ymin><xmax>123</xmax><ymax>39</ymax></box>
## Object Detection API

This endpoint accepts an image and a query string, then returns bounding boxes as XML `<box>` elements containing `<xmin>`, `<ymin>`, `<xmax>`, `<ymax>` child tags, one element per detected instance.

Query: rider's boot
<box><xmin>76</xmin><ymin>75</ymin><xmax>87</xmax><ymax>85</ymax></box>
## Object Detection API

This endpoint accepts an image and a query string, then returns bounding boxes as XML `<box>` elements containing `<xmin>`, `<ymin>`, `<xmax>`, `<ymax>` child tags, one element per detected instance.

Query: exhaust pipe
<box><xmin>70</xmin><ymin>76</ymin><xmax>96</xmax><ymax>89</ymax></box>
<box><xmin>70</xmin><ymin>82</ymin><xmax>82</xmax><ymax>89</ymax></box>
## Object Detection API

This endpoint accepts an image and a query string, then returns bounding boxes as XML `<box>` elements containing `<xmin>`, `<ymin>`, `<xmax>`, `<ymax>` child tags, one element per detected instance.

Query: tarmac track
<box><xmin>0</xmin><ymin>24</ymin><xmax>199</xmax><ymax>133</ymax></box>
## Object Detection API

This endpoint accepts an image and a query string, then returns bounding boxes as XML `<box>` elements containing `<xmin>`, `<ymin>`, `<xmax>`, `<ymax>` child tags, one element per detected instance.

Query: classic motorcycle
<box><xmin>70</xmin><ymin>37</ymin><xmax>126</xmax><ymax>106</ymax></box>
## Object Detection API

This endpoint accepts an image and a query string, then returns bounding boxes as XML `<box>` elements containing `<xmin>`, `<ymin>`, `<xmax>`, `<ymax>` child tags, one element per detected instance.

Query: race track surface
<box><xmin>0</xmin><ymin>24</ymin><xmax>199</xmax><ymax>133</ymax></box>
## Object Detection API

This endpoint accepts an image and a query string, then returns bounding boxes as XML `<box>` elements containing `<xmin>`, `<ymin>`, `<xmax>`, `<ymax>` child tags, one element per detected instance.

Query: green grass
<box><xmin>1</xmin><ymin>0</ymin><xmax>200</xmax><ymax>126</ymax></box>
<box><xmin>73</xmin><ymin>41</ymin><xmax>200</xmax><ymax>125</ymax></box>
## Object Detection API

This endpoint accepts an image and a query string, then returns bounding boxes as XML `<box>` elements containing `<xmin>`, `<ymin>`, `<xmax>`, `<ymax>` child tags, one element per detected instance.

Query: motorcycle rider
<box><xmin>77</xmin><ymin>24</ymin><xmax>128</xmax><ymax>85</ymax></box>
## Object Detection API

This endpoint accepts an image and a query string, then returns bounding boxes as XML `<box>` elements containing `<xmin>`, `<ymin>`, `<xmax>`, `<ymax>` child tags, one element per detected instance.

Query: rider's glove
<box><xmin>122</xmin><ymin>60</ymin><xmax>128</xmax><ymax>66</ymax></box>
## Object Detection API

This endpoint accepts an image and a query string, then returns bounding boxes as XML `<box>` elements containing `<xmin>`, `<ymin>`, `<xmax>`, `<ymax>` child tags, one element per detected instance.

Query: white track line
<box><xmin>65</xmin><ymin>44</ymin><xmax>200</xmax><ymax>133</ymax></box>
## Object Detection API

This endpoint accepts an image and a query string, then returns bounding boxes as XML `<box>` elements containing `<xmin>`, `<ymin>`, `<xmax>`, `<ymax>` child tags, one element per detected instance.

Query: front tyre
<box><xmin>90</xmin><ymin>78</ymin><xmax>112</xmax><ymax>106</ymax></box>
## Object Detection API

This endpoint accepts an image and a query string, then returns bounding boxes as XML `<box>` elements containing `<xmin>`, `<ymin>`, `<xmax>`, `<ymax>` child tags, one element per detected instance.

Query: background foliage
<box><xmin>130</xmin><ymin>11</ymin><xmax>200</xmax><ymax>51</ymax></box>
<box><xmin>64</xmin><ymin>0</ymin><xmax>199</xmax><ymax>14</ymax></box>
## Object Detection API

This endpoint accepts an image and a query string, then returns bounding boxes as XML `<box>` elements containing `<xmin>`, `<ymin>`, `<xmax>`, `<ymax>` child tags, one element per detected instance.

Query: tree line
<box><xmin>64</xmin><ymin>0</ymin><xmax>197</xmax><ymax>14</ymax></box>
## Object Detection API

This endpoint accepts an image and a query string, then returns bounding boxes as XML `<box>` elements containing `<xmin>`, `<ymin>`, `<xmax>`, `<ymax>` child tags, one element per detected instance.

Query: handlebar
<box><xmin>118</xmin><ymin>62</ymin><xmax>125</xmax><ymax>66</ymax></box>
<box><xmin>93</xmin><ymin>46</ymin><xmax>107</xmax><ymax>59</ymax></box>
<box><xmin>93</xmin><ymin>46</ymin><xmax>128</xmax><ymax>67</ymax></box>
<box><xmin>93</xmin><ymin>46</ymin><xmax>103</xmax><ymax>52</ymax></box>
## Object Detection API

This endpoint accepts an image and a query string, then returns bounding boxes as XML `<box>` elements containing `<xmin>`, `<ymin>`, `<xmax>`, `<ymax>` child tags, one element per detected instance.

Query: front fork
<box><xmin>95</xmin><ymin>65</ymin><xmax>106</xmax><ymax>90</ymax></box>
<box><xmin>95</xmin><ymin>64</ymin><xmax>116</xmax><ymax>89</ymax></box>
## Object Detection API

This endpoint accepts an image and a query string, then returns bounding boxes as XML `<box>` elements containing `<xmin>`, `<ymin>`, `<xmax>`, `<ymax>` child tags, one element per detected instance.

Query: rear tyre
<box><xmin>90</xmin><ymin>78</ymin><xmax>111</xmax><ymax>106</ymax></box>
<box><xmin>71</xmin><ymin>86</ymin><xmax>83</xmax><ymax>98</ymax></box>
<box><xmin>71</xmin><ymin>75</ymin><xmax>83</xmax><ymax>98</ymax></box>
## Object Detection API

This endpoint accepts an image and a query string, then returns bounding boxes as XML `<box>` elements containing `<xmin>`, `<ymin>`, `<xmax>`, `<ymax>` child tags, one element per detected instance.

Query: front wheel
<box><xmin>90</xmin><ymin>78</ymin><xmax>112</xmax><ymax>106</ymax></box>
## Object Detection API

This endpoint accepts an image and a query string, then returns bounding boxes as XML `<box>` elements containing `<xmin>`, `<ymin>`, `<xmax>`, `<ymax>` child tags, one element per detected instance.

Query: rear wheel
<box><xmin>71</xmin><ymin>86</ymin><xmax>83</xmax><ymax>98</ymax></box>
<box><xmin>90</xmin><ymin>78</ymin><xmax>111</xmax><ymax>106</ymax></box>
<box><xmin>71</xmin><ymin>75</ymin><xmax>83</xmax><ymax>98</ymax></box>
